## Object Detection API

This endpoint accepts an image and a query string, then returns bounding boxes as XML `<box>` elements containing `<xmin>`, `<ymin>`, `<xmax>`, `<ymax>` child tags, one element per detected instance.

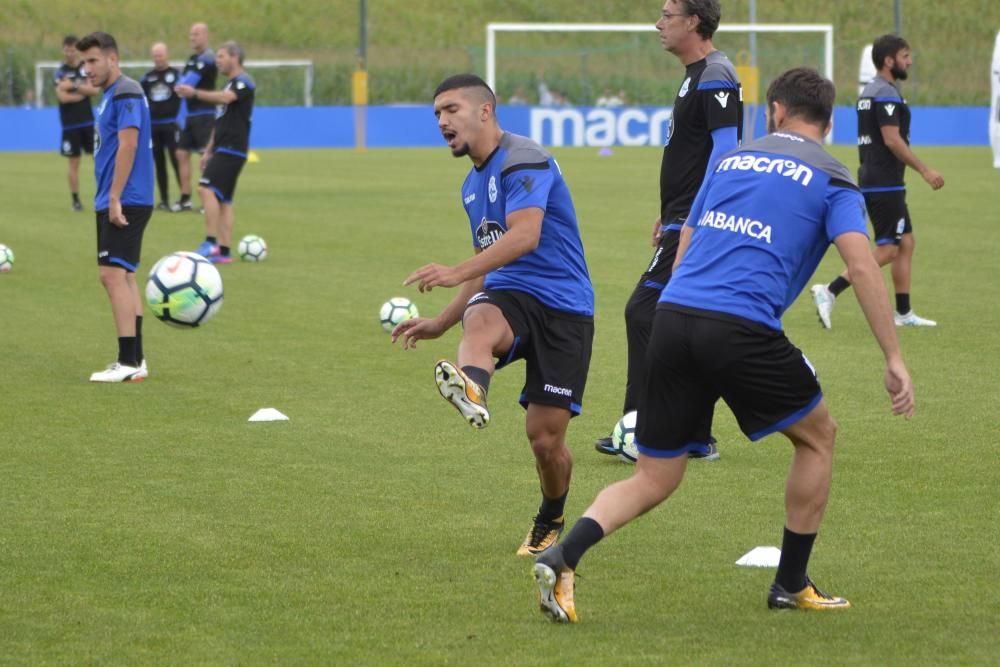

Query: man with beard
<box><xmin>811</xmin><ymin>34</ymin><xmax>945</xmax><ymax>329</ymax></box>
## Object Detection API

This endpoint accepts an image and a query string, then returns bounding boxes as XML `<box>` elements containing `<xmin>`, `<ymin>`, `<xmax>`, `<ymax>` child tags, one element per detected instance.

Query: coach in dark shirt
<box><xmin>140</xmin><ymin>42</ymin><xmax>182</xmax><ymax>210</ymax></box>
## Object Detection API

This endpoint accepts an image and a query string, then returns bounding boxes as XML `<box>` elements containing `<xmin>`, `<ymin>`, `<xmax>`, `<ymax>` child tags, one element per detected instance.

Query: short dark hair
<box><xmin>766</xmin><ymin>67</ymin><xmax>835</xmax><ymax>127</ymax></box>
<box><xmin>433</xmin><ymin>74</ymin><xmax>496</xmax><ymax>109</ymax></box>
<box><xmin>872</xmin><ymin>34</ymin><xmax>910</xmax><ymax>70</ymax></box>
<box><xmin>76</xmin><ymin>32</ymin><xmax>118</xmax><ymax>55</ymax></box>
<box><xmin>679</xmin><ymin>0</ymin><xmax>721</xmax><ymax>40</ymax></box>
<box><xmin>62</xmin><ymin>35</ymin><xmax>78</xmax><ymax>47</ymax></box>
<box><xmin>220</xmin><ymin>41</ymin><xmax>245</xmax><ymax>65</ymax></box>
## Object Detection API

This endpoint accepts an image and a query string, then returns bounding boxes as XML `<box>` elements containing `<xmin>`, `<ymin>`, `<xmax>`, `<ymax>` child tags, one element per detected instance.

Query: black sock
<box><xmin>219</xmin><ymin>245</ymin><xmax>231</xmax><ymax>257</ymax></box>
<box><xmin>560</xmin><ymin>517</ymin><xmax>605</xmax><ymax>571</ymax></box>
<box><xmin>180</xmin><ymin>193</ymin><xmax>191</xmax><ymax>203</ymax></box>
<box><xmin>461</xmin><ymin>365</ymin><xmax>491</xmax><ymax>393</ymax></box>
<box><xmin>896</xmin><ymin>293</ymin><xmax>910</xmax><ymax>314</ymax></box>
<box><xmin>135</xmin><ymin>316</ymin><xmax>143</xmax><ymax>365</ymax></box>
<box><xmin>775</xmin><ymin>526</ymin><xmax>817</xmax><ymax>592</ymax></box>
<box><xmin>71</xmin><ymin>192</ymin><xmax>80</xmax><ymax>203</ymax></box>
<box><xmin>829</xmin><ymin>276</ymin><xmax>851</xmax><ymax>297</ymax></box>
<box><xmin>117</xmin><ymin>336</ymin><xmax>138</xmax><ymax>367</ymax></box>
<box><xmin>206</xmin><ymin>236</ymin><xmax>218</xmax><ymax>246</ymax></box>
<box><xmin>538</xmin><ymin>489</ymin><xmax>568</xmax><ymax>522</ymax></box>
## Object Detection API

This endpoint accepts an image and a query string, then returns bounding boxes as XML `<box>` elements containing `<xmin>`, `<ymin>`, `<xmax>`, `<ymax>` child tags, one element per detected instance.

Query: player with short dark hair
<box><xmin>595</xmin><ymin>0</ymin><xmax>742</xmax><ymax>460</ymax></box>
<box><xmin>532</xmin><ymin>67</ymin><xmax>914</xmax><ymax>622</ymax></box>
<box><xmin>176</xmin><ymin>41</ymin><xmax>255</xmax><ymax>264</ymax></box>
<box><xmin>173</xmin><ymin>22</ymin><xmax>218</xmax><ymax>212</ymax></box>
<box><xmin>393</xmin><ymin>73</ymin><xmax>595</xmax><ymax>558</ymax></box>
<box><xmin>77</xmin><ymin>32</ymin><xmax>155</xmax><ymax>383</ymax></box>
<box><xmin>54</xmin><ymin>34</ymin><xmax>99</xmax><ymax>211</ymax></box>
<box><xmin>140</xmin><ymin>42</ymin><xmax>182</xmax><ymax>211</ymax></box>
<box><xmin>811</xmin><ymin>34</ymin><xmax>945</xmax><ymax>329</ymax></box>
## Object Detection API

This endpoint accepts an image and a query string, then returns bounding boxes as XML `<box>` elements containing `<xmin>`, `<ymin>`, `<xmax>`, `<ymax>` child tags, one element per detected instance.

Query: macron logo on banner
<box><xmin>714</xmin><ymin>92</ymin><xmax>730</xmax><ymax>108</ymax></box>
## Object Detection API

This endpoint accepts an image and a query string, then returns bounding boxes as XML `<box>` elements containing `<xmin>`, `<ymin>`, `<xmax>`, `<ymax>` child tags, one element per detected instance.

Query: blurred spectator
<box><xmin>596</xmin><ymin>87</ymin><xmax>625</xmax><ymax>108</ymax></box>
<box><xmin>21</xmin><ymin>89</ymin><xmax>36</xmax><ymax>109</ymax></box>
<box><xmin>507</xmin><ymin>87</ymin><xmax>528</xmax><ymax>105</ymax></box>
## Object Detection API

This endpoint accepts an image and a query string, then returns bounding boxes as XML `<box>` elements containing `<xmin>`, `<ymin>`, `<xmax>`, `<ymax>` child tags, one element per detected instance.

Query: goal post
<box><xmin>35</xmin><ymin>59</ymin><xmax>314</xmax><ymax>108</ymax></box>
<box><xmin>486</xmin><ymin>22</ymin><xmax>834</xmax><ymax>143</ymax></box>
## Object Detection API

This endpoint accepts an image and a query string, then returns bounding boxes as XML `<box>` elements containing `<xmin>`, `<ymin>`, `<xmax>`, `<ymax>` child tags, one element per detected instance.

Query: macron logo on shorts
<box><xmin>544</xmin><ymin>384</ymin><xmax>573</xmax><ymax>397</ymax></box>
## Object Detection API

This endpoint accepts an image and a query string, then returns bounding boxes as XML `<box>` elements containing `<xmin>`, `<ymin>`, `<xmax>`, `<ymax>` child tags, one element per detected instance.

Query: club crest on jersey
<box><xmin>165</xmin><ymin>72</ymin><xmax>175</xmax><ymax>83</ymax></box>
<box><xmin>714</xmin><ymin>91</ymin><xmax>730</xmax><ymax>108</ymax></box>
<box><xmin>476</xmin><ymin>217</ymin><xmax>505</xmax><ymax>248</ymax></box>
<box><xmin>678</xmin><ymin>77</ymin><xmax>691</xmax><ymax>98</ymax></box>
<box><xmin>488</xmin><ymin>176</ymin><xmax>497</xmax><ymax>203</ymax></box>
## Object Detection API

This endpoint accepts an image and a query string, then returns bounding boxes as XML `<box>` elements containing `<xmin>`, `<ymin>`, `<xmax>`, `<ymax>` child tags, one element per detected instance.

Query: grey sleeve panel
<box><xmin>500</xmin><ymin>132</ymin><xmax>552</xmax><ymax>172</ymax></box>
<box><xmin>861</xmin><ymin>77</ymin><xmax>900</xmax><ymax>99</ymax></box>
<box><xmin>739</xmin><ymin>134</ymin><xmax>856</xmax><ymax>184</ymax></box>
<box><xmin>704</xmin><ymin>52</ymin><xmax>740</xmax><ymax>84</ymax></box>
<box><xmin>113</xmin><ymin>77</ymin><xmax>145</xmax><ymax>98</ymax></box>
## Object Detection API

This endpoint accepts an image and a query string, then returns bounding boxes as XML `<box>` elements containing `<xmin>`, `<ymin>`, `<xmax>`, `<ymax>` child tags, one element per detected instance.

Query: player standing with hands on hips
<box><xmin>392</xmin><ymin>74</ymin><xmax>595</xmax><ymax>559</ymax></box>
<box><xmin>79</xmin><ymin>32</ymin><xmax>155</xmax><ymax>383</ymax></box>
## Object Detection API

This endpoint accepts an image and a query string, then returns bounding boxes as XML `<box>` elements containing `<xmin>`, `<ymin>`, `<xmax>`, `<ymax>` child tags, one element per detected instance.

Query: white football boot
<box><xmin>90</xmin><ymin>362</ymin><xmax>143</xmax><ymax>383</ymax></box>
<box><xmin>810</xmin><ymin>284</ymin><xmax>835</xmax><ymax>329</ymax></box>
<box><xmin>894</xmin><ymin>311</ymin><xmax>937</xmax><ymax>327</ymax></box>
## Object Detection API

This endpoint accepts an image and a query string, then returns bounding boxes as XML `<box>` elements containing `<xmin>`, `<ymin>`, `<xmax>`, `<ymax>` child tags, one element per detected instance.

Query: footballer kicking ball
<box><xmin>0</xmin><ymin>244</ymin><xmax>14</xmax><ymax>273</ymax></box>
<box><xmin>238</xmin><ymin>234</ymin><xmax>268</xmax><ymax>262</ymax></box>
<box><xmin>145</xmin><ymin>251</ymin><xmax>224</xmax><ymax>327</ymax></box>
<box><xmin>379</xmin><ymin>297</ymin><xmax>418</xmax><ymax>333</ymax></box>
<box><xmin>613</xmin><ymin>411</ymin><xmax>639</xmax><ymax>463</ymax></box>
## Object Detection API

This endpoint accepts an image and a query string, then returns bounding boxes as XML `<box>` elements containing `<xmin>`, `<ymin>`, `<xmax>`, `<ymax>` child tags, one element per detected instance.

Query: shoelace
<box><xmin>527</xmin><ymin>515</ymin><xmax>561</xmax><ymax>546</ymax></box>
<box><xmin>804</xmin><ymin>577</ymin><xmax>834</xmax><ymax>600</ymax></box>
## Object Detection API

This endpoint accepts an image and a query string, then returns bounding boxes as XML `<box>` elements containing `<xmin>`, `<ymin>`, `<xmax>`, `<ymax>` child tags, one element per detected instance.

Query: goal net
<box><xmin>485</xmin><ymin>23</ymin><xmax>833</xmax><ymax>143</ymax></box>
<box><xmin>35</xmin><ymin>59</ymin><xmax>314</xmax><ymax>108</ymax></box>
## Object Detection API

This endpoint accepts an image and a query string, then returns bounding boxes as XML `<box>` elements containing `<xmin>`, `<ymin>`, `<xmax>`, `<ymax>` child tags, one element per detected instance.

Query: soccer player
<box><xmin>811</xmin><ymin>34</ymin><xmax>945</xmax><ymax>329</ymax></box>
<box><xmin>594</xmin><ymin>0</ymin><xmax>742</xmax><ymax>460</ymax></box>
<box><xmin>532</xmin><ymin>67</ymin><xmax>915</xmax><ymax>623</ymax></box>
<box><xmin>172</xmin><ymin>22</ymin><xmax>217</xmax><ymax>213</ymax></box>
<box><xmin>53</xmin><ymin>35</ymin><xmax>98</xmax><ymax>212</ymax></box>
<box><xmin>176</xmin><ymin>42</ymin><xmax>255</xmax><ymax>264</ymax></box>
<box><xmin>140</xmin><ymin>42</ymin><xmax>182</xmax><ymax>211</ymax></box>
<box><xmin>392</xmin><ymin>74</ymin><xmax>594</xmax><ymax>557</ymax></box>
<box><xmin>78</xmin><ymin>32</ymin><xmax>155</xmax><ymax>383</ymax></box>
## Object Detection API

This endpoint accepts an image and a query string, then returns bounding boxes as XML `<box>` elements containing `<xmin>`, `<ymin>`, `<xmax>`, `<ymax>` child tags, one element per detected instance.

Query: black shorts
<box><xmin>634</xmin><ymin>224</ymin><xmax>682</xmax><ymax>293</ymax></box>
<box><xmin>465</xmin><ymin>289</ymin><xmax>594</xmax><ymax>416</ymax></box>
<box><xmin>636</xmin><ymin>304</ymin><xmax>822</xmax><ymax>458</ymax></box>
<box><xmin>61</xmin><ymin>126</ymin><xmax>94</xmax><ymax>157</ymax></box>
<box><xmin>864</xmin><ymin>190</ymin><xmax>911</xmax><ymax>246</ymax></box>
<box><xmin>177</xmin><ymin>114</ymin><xmax>214</xmax><ymax>152</ymax></box>
<box><xmin>199</xmin><ymin>152</ymin><xmax>247</xmax><ymax>204</ymax></box>
<box><xmin>95</xmin><ymin>206</ymin><xmax>153</xmax><ymax>272</ymax></box>
<box><xmin>151</xmin><ymin>122</ymin><xmax>179</xmax><ymax>150</ymax></box>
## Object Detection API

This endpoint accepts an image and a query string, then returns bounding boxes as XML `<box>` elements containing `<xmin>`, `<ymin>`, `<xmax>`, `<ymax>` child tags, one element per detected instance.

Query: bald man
<box><xmin>173</xmin><ymin>22</ymin><xmax>217</xmax><ymax>212</ymax></box>
<box><xmin>140</xmin><ymin>42</ymin><xmax>182</xmax><ymax>210</ymax></box>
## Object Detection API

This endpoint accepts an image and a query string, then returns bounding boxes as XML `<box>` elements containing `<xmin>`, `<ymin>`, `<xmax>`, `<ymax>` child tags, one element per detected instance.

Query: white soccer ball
<box><xmin>379</xmin><ymin>297</ymin><xmax>418</xmax><ymax>333</ymax></box>
<box><xmin>238</xmin><ymin>234</ymin><xmax>268</xmax><ymax>262</ymax></box>
<box><xmin>613</xmin><ymin>411</ymin><xmax>639</xmax><ymax>463</ymax></box>
<box><xmin>0</xmin><ymin>244</ymin><xmax>14</xmax><ymax>273</ymax></box>
<box><xmin>145</xmin><ymin>251</ymin><xmax>224</xmax><ymax>327</ymax></box>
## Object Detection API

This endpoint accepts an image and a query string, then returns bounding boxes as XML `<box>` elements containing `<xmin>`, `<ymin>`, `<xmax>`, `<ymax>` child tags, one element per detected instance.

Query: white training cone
<box><xmin>735</xmin><ymin>546</ymin><xmax>781</xmax><ymax>568</ymax></box>
<box><xmin>248</xmin><ymin>408</ymin><xmax>289</xmax><ymax>422</ymax></box>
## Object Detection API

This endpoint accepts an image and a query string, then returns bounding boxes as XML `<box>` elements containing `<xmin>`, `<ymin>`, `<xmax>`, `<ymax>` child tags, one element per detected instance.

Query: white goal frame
<box><xmin>35</xmin><ymin>59</ymin><xmax>315</xmax><ymax>107</ymax></box>
<box><xmin>486</xmin><ymin>22</ymin><xmax>834</xmax><ymax>143</ymax></box>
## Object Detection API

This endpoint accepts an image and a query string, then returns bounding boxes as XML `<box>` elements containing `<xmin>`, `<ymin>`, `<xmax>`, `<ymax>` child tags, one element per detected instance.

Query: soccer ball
<box><xmin>613</xmin><ymin>411</ymin><xmax>639</xmax><ymax>463</ymax></box>
<box><xmin>238</xmin><ymin>234</ymin><xmax>268</xmax><ymax>262</ymax></box>
<box><xmin>145</xmin><ymin>251</ymin><xmax>224</xmax><ymax>327</ymax></box>
<box><xmin>379</xmin><ymin>297</ymin><xmax>418</xmax><ymax>332</ymax></box>
<box><xmin>0</xmin><ymin>244</ymin><xmax>14</xmax><ymax>273</ymax></box>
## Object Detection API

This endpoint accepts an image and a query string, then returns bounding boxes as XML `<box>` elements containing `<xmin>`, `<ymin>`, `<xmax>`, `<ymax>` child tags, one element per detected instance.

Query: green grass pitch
<box><xmin>1</xmin><ymin>144</ymin><xmax>997</xmax><ymax>664</ymax></box>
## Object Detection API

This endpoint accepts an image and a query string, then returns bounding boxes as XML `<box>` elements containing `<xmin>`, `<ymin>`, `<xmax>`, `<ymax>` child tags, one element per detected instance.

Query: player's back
<box><xmin>661</xmin><ymin>132</ymin><xmax>867</xmax><ymax>330</ymax></box>
<box><xmin>461</xmin><ymin>132</ymin><xmax>593</xmax><ymax>316</ymax></box>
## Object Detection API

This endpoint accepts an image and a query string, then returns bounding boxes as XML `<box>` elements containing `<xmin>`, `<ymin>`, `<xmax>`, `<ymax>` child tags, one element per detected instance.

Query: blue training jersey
<box><xmin>94</xmin><ymin>75</ymin><xmax>154</xmax><ymax>211</ymax></box>
<box><xmin>661</xmin><ymin>131</ymin><xmax>868</xmax><ymax>330</ymax></box>
<box><xmin>461</xmin><ymin>132</ymin><xmax>594</xmax><ymax>316</ymax></box>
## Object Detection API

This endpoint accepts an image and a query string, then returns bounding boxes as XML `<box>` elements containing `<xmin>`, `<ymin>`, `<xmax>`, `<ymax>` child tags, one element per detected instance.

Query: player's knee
<box><xmin>529</xmin><ymin>434</ymin><xmax>568</xmax><ymax>463</ymax></box>
<box><xmin>98</xmin><ymin>266</ymin><xmax>125</xmax><ymax>289</ymax></box>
